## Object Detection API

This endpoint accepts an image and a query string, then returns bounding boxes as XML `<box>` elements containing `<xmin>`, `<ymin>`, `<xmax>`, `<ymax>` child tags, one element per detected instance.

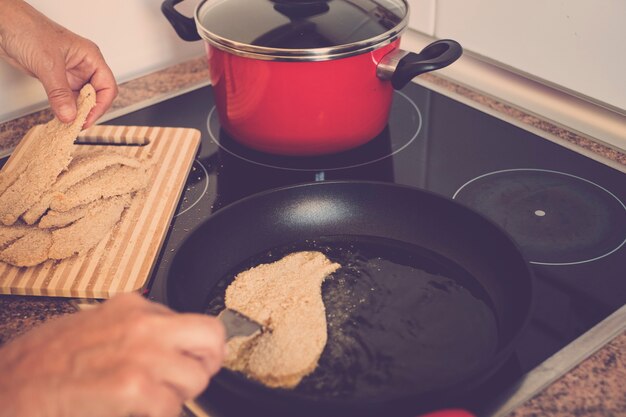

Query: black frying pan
<box><xmin>163</xmin><ymin>181</ymin><xmax>533</xmax><ymax>416</ymax></box>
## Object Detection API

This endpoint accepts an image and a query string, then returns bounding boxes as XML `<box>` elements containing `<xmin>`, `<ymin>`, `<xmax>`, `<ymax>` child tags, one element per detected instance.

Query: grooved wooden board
<box><xmin>0</xmin><ymin>125</ymin><xmax>201</xmax><ymax>298</ymax></box>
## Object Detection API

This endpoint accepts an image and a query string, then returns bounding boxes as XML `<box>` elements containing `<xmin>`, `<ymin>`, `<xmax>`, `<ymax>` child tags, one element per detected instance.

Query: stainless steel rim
<box><xmin>193</xmin><ymin>0</ymin><xmax>410</xmax><ymax>62</ymax></box>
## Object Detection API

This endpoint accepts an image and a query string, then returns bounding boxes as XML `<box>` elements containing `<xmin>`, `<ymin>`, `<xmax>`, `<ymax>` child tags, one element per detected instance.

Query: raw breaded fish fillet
<box><xmin>0</xmin><ymin>84</ymin><xmax>96</xmax><ymax>225</ymax></box>
<box><xmin>22</xmin><ymin>151</ymin><xmax>141</xmax><ymax>224</ymax></box>
<box><xmin>49</xmin><ymin>165</ymin><xmax>148</xmax><ymax>212</ymax></box>
<box><xmin>48</xmin><ymin>194</ymin><xmax>131</xmax><ymax>260</ymax></box>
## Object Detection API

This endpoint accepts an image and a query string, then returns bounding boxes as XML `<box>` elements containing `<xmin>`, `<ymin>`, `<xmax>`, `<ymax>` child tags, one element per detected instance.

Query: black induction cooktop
<box><xmin>104</xmin><ymin>81</ymin><xmax>625</xmax><ymax>416</ymax></box>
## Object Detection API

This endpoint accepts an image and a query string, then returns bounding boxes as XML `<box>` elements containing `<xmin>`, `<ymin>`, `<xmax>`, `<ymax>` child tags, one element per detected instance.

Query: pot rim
<box><xmin>193</xmin><ymin>0</ymin><xmax>410</xmax><ymax>61</ymax></box>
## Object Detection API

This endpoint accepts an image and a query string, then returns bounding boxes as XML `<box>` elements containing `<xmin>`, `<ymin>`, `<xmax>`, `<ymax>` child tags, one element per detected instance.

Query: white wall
<box><xmin>408</xmin><ymin>0</ymin><xmax>626</xmax><ymax>111</ymax></box>
<box><xmin>0</xmin><ymin>0</ymin><xmax>204</xmax><ymax>123</ymax></box>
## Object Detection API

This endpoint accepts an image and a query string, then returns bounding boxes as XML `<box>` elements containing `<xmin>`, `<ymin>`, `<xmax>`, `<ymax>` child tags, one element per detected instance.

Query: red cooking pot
<box><xmin>162</xmin><ymin>0</ymin><xmax>462</xmax><ymax>155</ymax></box>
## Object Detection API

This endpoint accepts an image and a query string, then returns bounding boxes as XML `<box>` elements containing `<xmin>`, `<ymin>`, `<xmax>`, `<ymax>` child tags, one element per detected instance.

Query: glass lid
<box><xmin>195</xmin><ymin>0</ymin><xmax>408</xmax><ymax>59</ymax></box>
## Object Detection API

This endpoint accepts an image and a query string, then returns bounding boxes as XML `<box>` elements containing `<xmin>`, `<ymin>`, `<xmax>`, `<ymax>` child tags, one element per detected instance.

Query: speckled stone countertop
<box><xmin>0</xmin><ymin>56</ymin><xmax>624</xmax><ymax>416</ymax></box>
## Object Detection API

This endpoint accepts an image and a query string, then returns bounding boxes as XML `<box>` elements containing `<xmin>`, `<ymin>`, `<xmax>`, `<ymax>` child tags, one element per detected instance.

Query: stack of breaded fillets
<box><xmin>0</xmin><ymin>84</ymin><xmax>150</xmax><ymax>267</ymax></box>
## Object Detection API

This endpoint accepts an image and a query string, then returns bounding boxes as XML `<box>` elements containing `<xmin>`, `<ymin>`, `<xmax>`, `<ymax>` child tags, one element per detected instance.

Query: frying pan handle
<box><xmin>377</xmin><ymin>39</ymin><xmax>463</xmax><ymax>89</ymax></box>
<box><xmin>161</xmin><ymin>0</ymin><xmax>201</xmax><ymax>41</ymax></box>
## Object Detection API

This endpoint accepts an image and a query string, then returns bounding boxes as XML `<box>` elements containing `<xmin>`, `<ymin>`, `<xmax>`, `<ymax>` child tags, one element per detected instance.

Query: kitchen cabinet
<box><xmin>418</xmin><ymin>0</ymin><xmax>626</xmax><ymax>111</ymax></box>
<box><xmin>408</xmin><ymin>0</ymin><xmax>436</xmax><ymax>35</ymax></box>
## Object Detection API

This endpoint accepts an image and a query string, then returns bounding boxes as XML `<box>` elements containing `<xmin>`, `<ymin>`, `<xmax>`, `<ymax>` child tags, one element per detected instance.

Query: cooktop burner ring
<box><xmin>173</xmin><ymin>159</ymin><xmax>209</xmax><ymax>217</ymax></box>
<box><xmin>206</xmin><ymin>90</ymin><xmax>422</xmax><ymax>171</ymax></box>
<box><xmin>452</xmin><ymin>168</ymin><xmax>626</xmax><ymax>266</ymax></box>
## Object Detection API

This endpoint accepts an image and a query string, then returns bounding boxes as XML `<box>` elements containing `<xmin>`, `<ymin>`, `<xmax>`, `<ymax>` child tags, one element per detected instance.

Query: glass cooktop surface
<box><xmin>104</xmin><ymin>82</ymin><xmax>625</xmax><ymax>416</ymax></box>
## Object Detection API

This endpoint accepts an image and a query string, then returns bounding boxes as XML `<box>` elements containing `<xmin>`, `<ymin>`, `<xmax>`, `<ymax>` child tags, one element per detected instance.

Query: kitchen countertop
<box><xmin>0</xmin><ymin>56</ymin><xmax>624</xmax><ymax>416</ymax></box>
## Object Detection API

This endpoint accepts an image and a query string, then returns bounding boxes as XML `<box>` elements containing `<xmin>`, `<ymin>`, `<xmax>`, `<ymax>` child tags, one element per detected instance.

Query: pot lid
<box><xmin>195</xmin><ymin>0</ymin><xmax>408</xmax><ymax>60</ymax></box>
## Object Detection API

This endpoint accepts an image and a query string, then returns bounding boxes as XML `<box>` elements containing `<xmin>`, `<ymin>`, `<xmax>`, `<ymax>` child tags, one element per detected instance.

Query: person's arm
<box><xmin>0</xmin><ymin>0</ymin><xmax>117</xmax><ymax>128</ymax></box>
<box><xmin>0</xmin><ymin>292</ymin><xmax>225</xmax><ymax>417</ymax></box>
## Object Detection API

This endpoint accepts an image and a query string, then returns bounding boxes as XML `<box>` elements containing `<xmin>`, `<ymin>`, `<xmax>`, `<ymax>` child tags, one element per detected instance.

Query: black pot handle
<box><xmin>161</xmin><ymin>0</ymin><xmax>201</xmax><ymax>41</ymax></box>
<box><xmin>273</xmin><ymin>2</ymin><xmax>330</xmax><ymax>20</ymax></box>
<box><xmin>390</xmin><ymin>39</ymin><xmax>463</xmax><ymax>89</ymax></box>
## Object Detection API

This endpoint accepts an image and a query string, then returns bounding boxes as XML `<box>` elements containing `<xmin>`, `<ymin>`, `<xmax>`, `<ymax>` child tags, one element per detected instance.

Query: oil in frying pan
<box><xmin>205</xmin><ymin>236</ymin><xmax>499</xmax><ymax>400</ymax></box>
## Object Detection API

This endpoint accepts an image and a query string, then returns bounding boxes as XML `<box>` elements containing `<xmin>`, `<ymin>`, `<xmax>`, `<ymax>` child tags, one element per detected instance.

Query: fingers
<box><xmin>138</xmin><ymin>348</ymin><xmax>213</xmax><ymax>400</ymax></box>
<box><xmin>137</xmin><ymin>314</ymin><xmax>226</xmax><ymax>377</ymax></box>
<box><xmin>35</xmin><ymin>56</ymin><xmax>78</xmax><ymax>123</ymax></box>
<box><xmin>2</xmin><ymin>291</ymin><xmax>225</xmax><ymax>417</ymax></box>
<box><xmin>84</xmin><ymin>83</ymin><xmax>116</xmax><ymax>129</ymax></box>
<box><xmin>104</xmin><ymin>293</ymin><xmax>227</xmax><ymax>377</ymax></box>
<box><xmin>0</xmin><ymin>2</ymin><xmax>117</xmax><ymax>125</ymax></box>
<box><xmin>104</xmin><ymin>367</ymin><xmax>185</xmax><ymax>417</ymax></box>
<box><xmin>166</xmin><ymin>314</ymin><xmax>227</xmax><ymax>351</ymax></box>
<box><xmin>133</xmin><ymin>384</ymin><xmax>183</xmax><ymax>417</ymax></box>
<box><xmin>83</xmin><ymin>51</ymin><xmax>118</xmax><ymax>129</ymax></box>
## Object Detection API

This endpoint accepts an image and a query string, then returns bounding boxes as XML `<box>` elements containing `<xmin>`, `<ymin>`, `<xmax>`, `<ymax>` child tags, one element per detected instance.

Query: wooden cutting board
<box><xmin>0</xmin><ymin>124</ymin><xmax>201</xmax><ymax>298</ymax></box>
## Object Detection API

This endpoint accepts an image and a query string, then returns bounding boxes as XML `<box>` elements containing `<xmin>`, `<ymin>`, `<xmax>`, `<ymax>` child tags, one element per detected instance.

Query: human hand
<box><xmin>0</xmin><ymin>292</ymin><xmax>226</xmax><ymax>417</ymax></box>
<box><xmin>0</xmin><ymin>0</ymin><xmax>117</xmax><ymax>128</ymax></box>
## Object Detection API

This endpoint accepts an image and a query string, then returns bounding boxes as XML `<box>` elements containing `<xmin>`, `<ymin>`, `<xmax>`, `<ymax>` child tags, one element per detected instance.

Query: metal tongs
<box><xmin>217</xmin><ymin>308</ymin><xmax>263</xmax><ymax>340</ymax></box>
<box><xmin>184</xmin><ymin>308</ymin><xmax>262</xmax><ymax>417</ymax></box>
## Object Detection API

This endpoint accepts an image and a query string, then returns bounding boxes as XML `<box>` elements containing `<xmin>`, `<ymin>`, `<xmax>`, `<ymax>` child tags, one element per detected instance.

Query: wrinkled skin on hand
<box><xmin>0</xmin><ymin>292</ymin><xmax>226</xmax><ymax>417</ymax></box>
<box><xmin>0</xmin><ymin>0</ymin><xmax>117</xmax><ymax>127</ymax></box>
